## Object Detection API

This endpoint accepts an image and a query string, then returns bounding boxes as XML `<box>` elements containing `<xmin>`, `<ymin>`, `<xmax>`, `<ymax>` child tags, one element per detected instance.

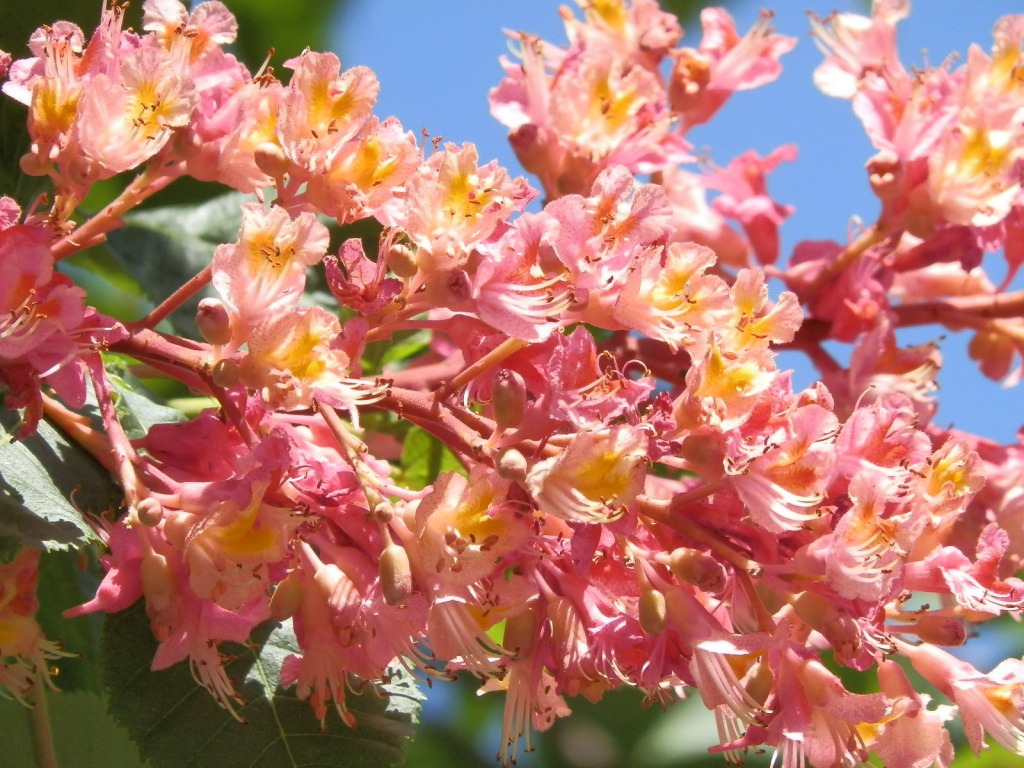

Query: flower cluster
<box><xmin>2</xmin><ymin>1</ymin><xmax>1024</xmax><ymax>766</ymax></box>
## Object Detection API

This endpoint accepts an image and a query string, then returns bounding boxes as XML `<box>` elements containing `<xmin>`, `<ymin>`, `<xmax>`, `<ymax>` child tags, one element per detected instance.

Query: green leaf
<box><xmin>362</xmin><ymin>330</ymin><xmax>431</xmax><ymax>376</ymax></box>
<box><xmin>104</xmin><ymin>192</ymin><xmax>254</xmax><ymax>337</ymax></box>
<box><xmin>658</xmin><ymin>0</ymin><xmax>705</xmax><ymax>24</ymax></box>
<box><xmin>398</xmin><ymin>426</ymin><xmax>465</xmax><ymax>491</ymax></box>
<box><xmin>103</xmin><ymin>358</ymin><xmax>188</xmax><ymax>440</ymax></box>
<box><xmin>102</xmin><ymin>603</ymin><xmax>422</xmax><ymax>768</ymax></box>
<box><xmin>380</xmin><ymin>330</ymin><xmax>433</xmax><ymax>370</ymax></box>
<box><xmin>35</xmin><ymin>548</ymin><xmax>105</xmax><ymax>694</ymax></box>
<box><xmin>0</xmin><ymin>410</ymin><xmax>116</xmax><ymax>551</ymax></box>
<box><xmin>60</xmin><ymin>254</ymin><xmax>154</xmax><ymax>324</ymax></box>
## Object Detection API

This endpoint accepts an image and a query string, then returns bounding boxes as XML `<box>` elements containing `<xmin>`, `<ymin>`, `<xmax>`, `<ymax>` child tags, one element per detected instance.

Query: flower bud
<box><xmin>20</xmin><ymin>151</ymin><xmax>49</xmax><ymax>176</ymax></box>
<box><xmin>196</xmin><ymin>298</ymin><xmax>233</xmax><ymax>346</ymax></box>
<box><xmin>253</xmin><ymin>141</ymin><xmax>289</xmax><ymax>178</ymax></box>
<box><xmin>669</xmin><ymin>547</ymin><xmax>727</xmax><ymax>595</ymax></box>
<box><xmin>496</xmin><ymin>447</ymin><xmax>528</xmax><ymax>481</ymax></box>
<box><xmin>866</xmin><ymin>150</ymin><xmax>903</xmax><ymax>201</ymax></box>
<box><xmin>134</xmin><ymin>498</ymin><xmax>164</xmax><ymax>527</ymax></box>
<box><xmin>372</xmin><ymin>501</ymin><xmax>395</xmax><ymax>524</ymax></box>
<box><xmin>386</xmin><ymin>242</ymin><xmax>419</xmax><ymax>278</ymax></box>
<box><xmin>67</xmin><ymin>155</ymin><xmax>98</xmax><ymax>187</ymax></box>
<box><xmin>914</xmin><ymin>615</ymin><xmax>967</xmax><ymax>647</ymax></box>
<box><xmin>380</xmin><ymin>541</ymin><xmax>413</xmax><ymax>606</ymax></box>
<box><xmin>492</xmin><ymin>369</ymin><xmax>527</xmax><ymax>432</ymax></box>
<box><xmin>140</xmin><ymin>551</ymin><xmax>174</xmax><ymax>616</ymax></box>
<box><xmin>638</xmin><ymin>584</ymin><xmax>667</xmax><ymax>636</ymax></box>
<box><xmin>212</xmin><ymin>358</ymin><xmax>239</xmax><ymax>388</ymax></box>
<box><xmin>269</xmin><ymin>572</ymin><xmax>304</xmax><ymax>621</ymax></box>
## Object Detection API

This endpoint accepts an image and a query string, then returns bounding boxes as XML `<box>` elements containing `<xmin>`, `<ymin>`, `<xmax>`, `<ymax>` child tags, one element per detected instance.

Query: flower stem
<box><xmin>51</xmin><ymin>163</ymin><xmax>183</xmax><ymax>261</ymax></box>
<box><xmin>435</xmin><ymin>337</ymin><xmax>529</xmax><ymax>401</ymax></box>
<box><xmin>28</xmin><ymin>673</ymin><xmax>59</xmax><ymax>768</ymax></box>
<box><xmin>132</xmin><ymin>264</ymin><xmax>212</xmax><ymax>330</ymax></box>
<box><xmin>800</xmin><ymin>224</ymin><xmax>885</xmax><ymax>299</ymax></box>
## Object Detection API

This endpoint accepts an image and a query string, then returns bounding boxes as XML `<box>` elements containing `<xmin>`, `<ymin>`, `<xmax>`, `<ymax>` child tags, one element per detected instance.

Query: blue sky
<box><xmin>332</xmin><ymin>1</ymin><xmax>1024</xmax><ymax>445</ymax></box>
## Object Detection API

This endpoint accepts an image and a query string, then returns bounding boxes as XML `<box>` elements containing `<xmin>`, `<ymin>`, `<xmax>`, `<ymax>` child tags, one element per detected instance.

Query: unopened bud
<box><xmin>134</xmin><ymin>498</ymin><xmax>164</xmax><ymax>527</ymax></box>
<box><xmin>380</xmin><ymin>541</ymin><xmax>413</xmax><ymax>607</ymax></box>
<box><xmin>372</xmin><ymin>501</ymin><xmax>395</xmax><ymax>524</ymax></box>
<box><xmin>914</xmin><ymin>615</ymin><xmax>967</xmax><ymax>647</ymax></box>
<box><xmin>503</xmin><ymin>599</ymin><xmax>540</xmax><ymax>658</ymax></box>
<box><xmin>638</xmin><ymin>584</ymin><xmax>667</xmax><ymax>636</ymax></box>
<box><xmin>669</xmin><ymin>547</ymin><xmax>727</xmax><ymax>595</ymax></box>
<box><xmin>269</xmin><ymin>572</ymin><xmax>305</xmax><ymax>621</ymax></box>
<box><xmin>253</xmin><ymin>141</ymin><xmax>289</xmax><ymax>178</ymax></box>
<box><xmin>140</xmin><ymin>551</ymin><xmax>174</xmax><ymax>612</ymax></box>
<box><xmin>496</xmin><ymin>447</ymin><xmax>528</xmax><ymax>481</ymax></box>
<box><xmin>19</xmin><ymin>152</ymin><xmax>49</xmax><ymax>176</ymax></box>
<box><xmin>67</xmin><ymin>155</ymin><xmax>98</xmax><ymax>187</ymax></box>
<box><xmin>161</xmin><ymin>512</ymin><xmax>189</xmax><ymax>550</ymax></box>
<box><xmin>866</xmin><ymin>150</ymin><xmax>902</xmax><ymax>200</ymax></box>
<box><xmin>197</xmin><ymin>298</ymin><xmax>233</xmax><ymax>346</ymax></box>
<box><xmin>492</xmin><ymin>369</ymin><xmax>527</xmax><ymax>432</ymax></box>
<box><xmin>212</xmin><ymin>358</ymin><xmax>239</xmax><ymax>387</ymax></box>
<box><xmin>387</xmin><ymin>242</ymin><xmax>419</xmax><ymax>278</ymax></box>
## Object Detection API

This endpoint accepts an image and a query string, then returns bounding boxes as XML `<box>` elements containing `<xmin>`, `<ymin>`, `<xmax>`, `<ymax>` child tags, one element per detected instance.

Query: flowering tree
<box><xmin>2</xmin><ymin>1</ymin><xmax>1024</xmax><ymax>766</ymax></box>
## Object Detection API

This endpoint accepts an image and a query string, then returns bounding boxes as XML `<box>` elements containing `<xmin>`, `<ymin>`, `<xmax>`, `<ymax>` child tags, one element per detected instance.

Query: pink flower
<box><xmin>0</xmin><ymin>222</ymin><xmax>86</xmax><ymax>366</ymax></box>
<box><xmin>810</xmin><ymin>1</ymin><xmax>910</xmax><ymax>100</ymax></box>
<box><xmin>833</xmin><ymin>391</ymin><xmax>932</xmax><ymax>492</ymax></box>
<box><xmin>1</xmin><ymin>548</ymin><xmax>70</xmax><ymax>704</ymax></box>
<box><xmin>725</xmin><ymin>400</ymin><xmax>838</xmax><ymax>534</ymax></box>
<box><xmin>545</xmin><ymin>166</ymin><xmax>672</xmax><ymax>325</ymax></box>
<box><xmin>870</xmin><ymin>660</ymin><xmax>955</xmax><ymax>768</ymax></box>
<box><xmin>672</xmin><ymin>9</ymin><xmax>796</xmax><ymax>129</ymax></box>
<box><xmin>705</xmin><ymin>146</ymin><xmax>796</xmax><ymax>266</ymax></box>
<box><xmin>722</xmin><ymin>267</ymin><xmax>802</xmax><ymax>352</ymax></box>
<box><xmin>899</xmin><ymin>639</ymin><xmax>1024</xmax><ymax>756</ymax></box>
<box><xmin>282</xmin><ymin>541</ymin><xmax>430</xmax><ymax>726</ymax></box>
<box><xmin>3</xmin><ymin>20</ymin><xmax>89</xmax><ymax>176</ymax></box>
<box><xmin>276</xmin><ymin>51</ymin><xmax>379</xmax><ymax>171</ymax></box>
<box><xmin>490</xmin><ymin>5</ymin><xmax>690</xmax><ymax>199</ymax></box>
<box><xmin>527</xmin><ymin>326</ymin><xmax>655</xmax><ymax>432</ymax></box>
<box><xmin>527</xmin><ymin>424</ymin><xmax>649</xmax><ymax>524</ymax></box>
<box><xmin>142</xmin><ymin>0</ymin><xmax>238</xmax><ymax>64</ymax></box>
<box><xmin>0</xmin><ymin>212</ymin><xmax>94</xmax><ymax>436</ymax></box>
<box><xmin>612</xmin><ymin>241</ymin><xmax>731</xmax><ymax>352</ymax></box>
<box><xmin>305</xmin><ymin>116</ymin><xmax>420</xmax><ymax>224</ymax></box>
<box><xmin>673</xmin><ymin>337</ymin><xmax>778</xmax><ymax>432</ymax></box>
<box><xmin>763</xmin><ymin>646</ymin><xmax>889</xmax><ymax>768</ymax></box>
<box><xmin>211</xmin><ymin>203</ymin><xmax>330</xmax><ymax>339</ymax></box>
<box><xmin>239</xmin><ymin>306</ymin><xmax>381</xmax><ymax>413</ymax></box>
<box><xmin>903</xmin><ymin>524</ymin><xmax>1024</xmax><ymax>616</ymax></box>
<box><xmin>473</xmin><ymin>212</ymin><xmax>574</xmax><ymax>342</ymax></box>
<box><xmin>411</xmin><ymin>467</ymin><xmax>533</xmax><ymax>587</ymax></box>
<box><xmin>400</xmin><ymin>142</ymin><xmax>536</xmax><ymax>273</ymax></box>
<box><xmin>323</xmin><ymin>236</ymin><xmax>403</xmax><ymax>316</ymax></box>
<box><xmin>76</xmin><ymin>42</ymin><xmax>198</xmax><ymax>174</ymax></box>
<box><xmin>824</xmin><ymin>470</ymin><xmax>905</xmax><ymax>601</ymax></box>
<box><xmin>660</xmin><ymin>167</ymin><xmax>753</xmax><ymax>268</ymax></box>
